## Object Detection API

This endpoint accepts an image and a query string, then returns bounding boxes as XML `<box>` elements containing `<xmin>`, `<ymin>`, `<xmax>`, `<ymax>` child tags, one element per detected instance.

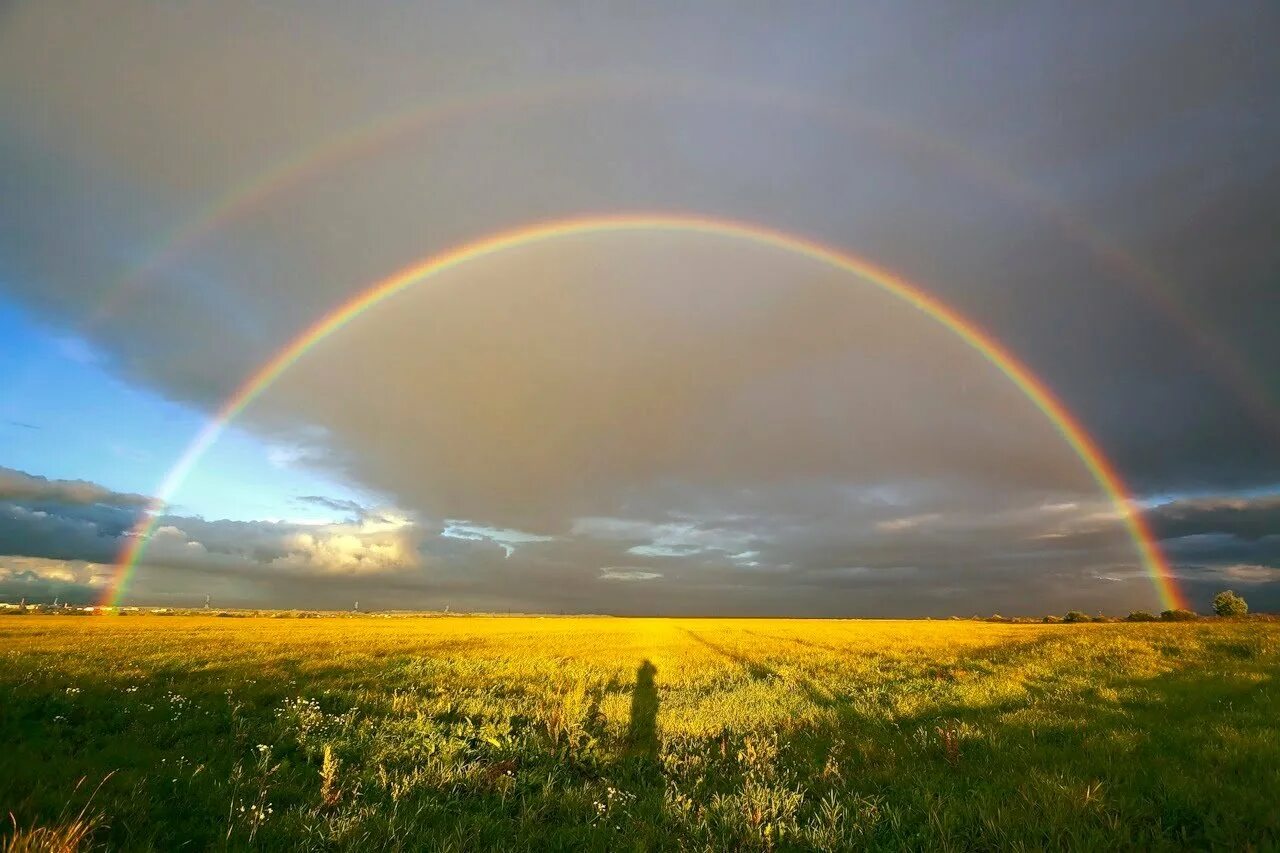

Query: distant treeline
<box><xmin>0</xmin><ymin>590</ymin><xmax>1265</xmax><ymax>621</ymax></box>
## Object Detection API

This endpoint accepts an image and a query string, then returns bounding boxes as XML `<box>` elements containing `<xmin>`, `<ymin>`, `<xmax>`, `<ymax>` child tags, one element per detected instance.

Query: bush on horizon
<box><xmin>1161</xmin><ymin>609</ymin><xmax>1198</xmax><ymax>622</ymax></box>
<box><xmin>1213</xmin><ymin>589</ymin><xmax>1249</xmax><ymax>618</ymax></box>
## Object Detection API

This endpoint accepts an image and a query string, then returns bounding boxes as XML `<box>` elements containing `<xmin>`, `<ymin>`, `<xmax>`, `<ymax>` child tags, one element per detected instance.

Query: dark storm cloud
<box><xmin>0</xmin><ymin>557</ymin><xmax>107</xmax><ymax>606</ymax></box>
<box><xmin>0</xmin><ymin>467</ymin><xmax>149</xmax><ymax>561</ymax></box>
<box><xmin>1</xmin><ymin>3</ymin><xmax>1278</xmax><ymax>612</ymax></box>
<box><xmin>1148</xmin><ymin>495</ymin><xmax>1280</xmax><ymax>542</ymax></box>
<box><xmin>0</xmin><ymin>503</ymin><xmax>125</xmax><ymax>564</ymax></box>
<box><xmin>0</xmin><ymin>466</ymin><xmax>150</xmax><ymax>509</ymax></box>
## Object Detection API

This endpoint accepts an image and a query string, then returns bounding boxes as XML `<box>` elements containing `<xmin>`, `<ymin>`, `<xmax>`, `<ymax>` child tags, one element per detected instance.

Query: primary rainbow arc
<box><xmin>87</xmin><ymin>76</ymin><xmax>1275</xmax><ymax>436</ymax></box>
<box><xmin>107</xmin><ymin>213</ymin><xmax>1186</xmax><ymax>611</ymax></box>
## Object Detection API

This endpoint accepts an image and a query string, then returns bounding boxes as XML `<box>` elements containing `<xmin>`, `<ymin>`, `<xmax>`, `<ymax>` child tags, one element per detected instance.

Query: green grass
<box><xmin>2</xmin><ymin>616</ymin><xmax>1278</xmax><ymax>850</ymax></box>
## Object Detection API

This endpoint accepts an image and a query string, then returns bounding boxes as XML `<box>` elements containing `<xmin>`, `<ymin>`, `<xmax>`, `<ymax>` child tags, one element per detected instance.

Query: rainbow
<box><xmin>106</xmin><ymin>213</ymin><xmax>1187</xmax><ymax>611</ymax></box>
<box><xmin>79</xmin><ymin>75</ymin><xmax>1276</xmax><ymax>437</ymax></box>
<box><xmin>82</xmin><ymin>80</ymin><xmax>598</xmax><ymax>326</ymax></box>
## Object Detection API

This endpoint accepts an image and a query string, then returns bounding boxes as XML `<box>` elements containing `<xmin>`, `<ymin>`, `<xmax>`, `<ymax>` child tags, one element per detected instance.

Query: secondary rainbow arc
<box><xmin>81</xmin><ymin>75</ymin><xmax>1277</xmax><ymax>436</ymax></box>
<box><xmin>107</xmin><ymin>213</ymin><xmax>1187</xmax><ymax>611</ymax></box>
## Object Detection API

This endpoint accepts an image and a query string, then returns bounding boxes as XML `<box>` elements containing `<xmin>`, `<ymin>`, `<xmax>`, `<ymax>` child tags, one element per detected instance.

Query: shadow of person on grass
<box><xmin>626</xmin><ymin>659</ymin><xmax>659</xmax><ymax>761</ymax></box>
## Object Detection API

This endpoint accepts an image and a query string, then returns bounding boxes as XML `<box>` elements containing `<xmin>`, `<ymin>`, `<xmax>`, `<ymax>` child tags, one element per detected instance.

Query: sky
<box><xmin>1</xmin><ymin>2</ymin><xmax>1278</xmax><ymax>615</ymax></box>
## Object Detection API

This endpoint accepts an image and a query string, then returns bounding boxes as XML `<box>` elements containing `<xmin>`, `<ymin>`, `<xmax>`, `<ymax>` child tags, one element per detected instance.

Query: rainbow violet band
<box><xmin>86</xmin><ymin>76</ymin><xmax>1276</xmax><ymax>437</ymax></box>
<box><xmin>83</xmin><ymin>77</ymin><xmax>1275</xmax><ymax>436</ymax></box>
<box><xmin>107</xmin><ymin>213</ymin><xmax>1187</xmax><ymax>611</ymax></box>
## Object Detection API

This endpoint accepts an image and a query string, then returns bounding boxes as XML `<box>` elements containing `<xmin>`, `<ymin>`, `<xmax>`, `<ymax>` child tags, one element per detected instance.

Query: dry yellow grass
<box><xmin>2</xmin><ymin>615</ymin><xmax>1277</xmax><ymax>850</ymax></box>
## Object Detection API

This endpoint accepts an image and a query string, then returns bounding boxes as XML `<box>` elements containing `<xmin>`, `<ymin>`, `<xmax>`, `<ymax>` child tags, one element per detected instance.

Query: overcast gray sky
<box><xmin>1</xmin><ymin>2</ymin><xmax>1277</xmax><ymax>615</ymax></box>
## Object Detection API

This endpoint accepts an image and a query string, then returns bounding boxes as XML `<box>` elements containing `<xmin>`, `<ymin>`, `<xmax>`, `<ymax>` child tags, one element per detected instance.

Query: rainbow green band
<box><xmin>108</xmin><ymin>214</ymin><xmax>1186</xmax><ymax>611</ymax></box>
<box><xmin>86</xmin><ymin>77</ymin><xmax>1276</xmax><ymax>435</ymax></box>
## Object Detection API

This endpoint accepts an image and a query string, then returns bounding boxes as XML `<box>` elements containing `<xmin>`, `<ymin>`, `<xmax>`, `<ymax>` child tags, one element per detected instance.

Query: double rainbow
<box><xmin>107</xmin><ymin>214</ymin><xmax>1186</xmax><ymax>611</ymax></box>
<box><xmin>84</xmin><ymin>76</ymin><xmax>1275</xmax><ymax>437</ymax></box>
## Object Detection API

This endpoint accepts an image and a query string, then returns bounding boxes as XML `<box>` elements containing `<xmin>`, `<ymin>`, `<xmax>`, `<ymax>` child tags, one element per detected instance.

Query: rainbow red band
<box><xmin>107</xmin><ymin>214</ymin><xmax>1186</xmax><ymax>611</ymax></box>
<box><xmin>88</xmin><ymin>77</ymin><xmax>1275</xmax><ymax>437</ymax></box>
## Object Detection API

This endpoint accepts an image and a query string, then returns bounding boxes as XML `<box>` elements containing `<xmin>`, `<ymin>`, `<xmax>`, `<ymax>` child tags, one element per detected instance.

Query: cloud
<box><xmin>0</xmin><ymin>496</ymin><xmax>139</xmax><ymax>563</ymax></box>
<box><xmin>0</xmin><ymin>555</ymin><xmax>109</xmax><ymax>587</ymax></box>
<box><xmin>1147</xmin><ymin>495</ymin><xmax>1280</xmax><ymax>542</ymax></box>
<box><xmin>268</xmin><ymin>517</ymin><xmax>422</xmax><ymax>575</ymax></box>
<box><xmin>876</xmin><ymin>513</ymin><xmax>941</xmax><ymax>532</ymax></box>
<box><xmin>439</xmin><ymin>521</ymin><xmax>556</xmax><ymax>558</ymax></box>
<box><xmin>0</xmin><ymin>467</ymin><xmax>430</xmax><ymax>581</ymax></box>
<box><xmin>0</xmin><ymin>556</ymin><xmax>111</xmax><ymax>605</ymax></box>
<box><xmin>296</xmin><ymin>495</ymin><xmax>366</xmax><ymax>516</ymax></box>
<box><xmin>1</xmin><ymin>458</ymin><xmax>1276</xmax><ymax>615</ymax></box>
<box><xmin>267</xmin><ymin>444</ymin><xmax>322</xmax><ymax>470</ymax></box>
<box><xmin>137</xmin><ymin>512</ymin><xmax>429</xmax><ymax>578</ymax></box>
<box><xmin>1218</xmin><ymin>564</ymin><xmax>1280</xmax><ymax>584</ymax></box>
<box><xmin>599</xmin><ymin>568</ymin><xmax>663</xmax><ymax>582</ymax></box>
<box><xmin>1</xmin><ymin>2</ymin><xmax>1275</xmax><ymax>501</ymax></box>
<box><xmin>0</xmin><ymin>466</ymin><xmax>150</xmax><ymax>508</ymax></box>
<box><xmin>573</xmin><ymin>516</ymin><xmax>764</xmax><ymax>561</ymax></box>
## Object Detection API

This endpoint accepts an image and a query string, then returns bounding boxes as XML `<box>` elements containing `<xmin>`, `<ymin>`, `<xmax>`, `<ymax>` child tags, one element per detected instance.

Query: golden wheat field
<box><xmin>3</xmin><ymin>615</ymin><xmax>1278</xmax><ymax>851</ymax></box>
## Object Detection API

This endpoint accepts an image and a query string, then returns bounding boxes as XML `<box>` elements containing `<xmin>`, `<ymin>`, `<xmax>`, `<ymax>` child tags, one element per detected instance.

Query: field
<box><xmin>2</xmin><ymin>616</ymin><xmax>1278</xmax><ymax>851</ymax></box>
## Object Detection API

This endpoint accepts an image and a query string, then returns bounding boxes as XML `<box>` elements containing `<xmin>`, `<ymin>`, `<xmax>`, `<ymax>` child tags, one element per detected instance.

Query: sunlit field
<box><xmin>2</xmin><ymin>616</ymin><xmax>1277</xmax><ymax>851</ymax></box>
